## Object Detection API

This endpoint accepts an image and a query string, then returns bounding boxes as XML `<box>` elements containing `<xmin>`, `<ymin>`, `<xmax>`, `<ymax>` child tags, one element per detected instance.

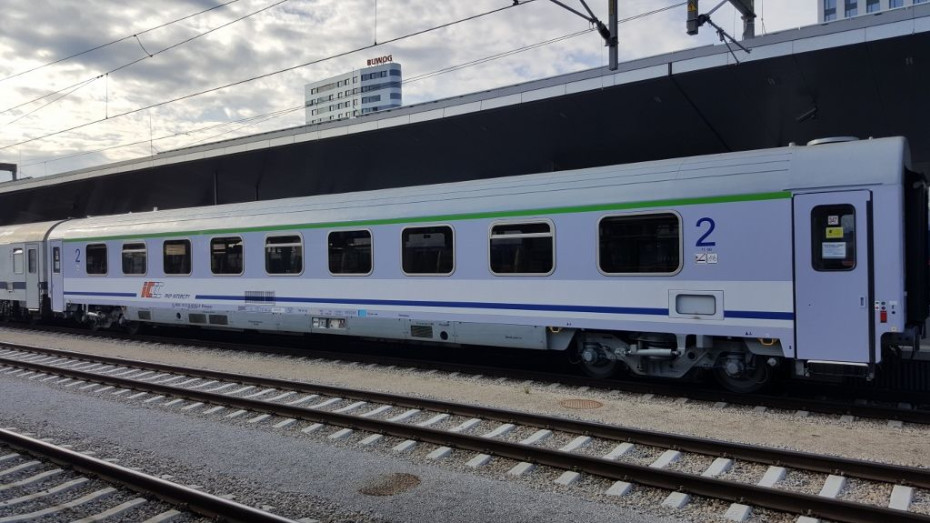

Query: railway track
<box><xmin>5</xmin><ymin>323</ymin><xmax>930</xmax><ymax>426</ymax></box>
<box><xmin>0</xmin><ymin>427</ymin><xmax>296</xmax><ymax>523</ymax></box>
<box><xmin>0</xmin><ymin>342</ymin><xmax>927</xmax><ymax>522</ymax></box>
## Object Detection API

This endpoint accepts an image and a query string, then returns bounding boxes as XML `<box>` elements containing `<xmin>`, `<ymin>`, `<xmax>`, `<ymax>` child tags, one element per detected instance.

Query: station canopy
<box><xmin>1</xmin><ymin>5</ymin><xmax>928</xmax><ymax>225</ymax></box>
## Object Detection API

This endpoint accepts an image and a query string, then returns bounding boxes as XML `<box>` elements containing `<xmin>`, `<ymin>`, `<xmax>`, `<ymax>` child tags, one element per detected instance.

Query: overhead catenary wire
<box><xmin>0</xmin><ymin>0</ymin><xmax>292</xmax><ymax>119</ymax></box>
<box><xmin>0</xmin><ymin>0</ymin><xmax>242</xmax><ymax>84</ymax></box>
<box><xmin>17</xmin><ymin>0</ymin><xmax>686</xmax><ymax>168</ymax></box>
<box><xmin>1</xmin><ymin>1</ymin><xmax>538</xmax><ymax>152</ymax></box>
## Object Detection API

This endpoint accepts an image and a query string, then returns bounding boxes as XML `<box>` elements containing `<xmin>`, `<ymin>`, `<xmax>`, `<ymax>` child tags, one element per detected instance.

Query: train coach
<box><xmin>0</xmin><ymin>136</ymin><xmax>927</xmax><ymax>392</ymax></box>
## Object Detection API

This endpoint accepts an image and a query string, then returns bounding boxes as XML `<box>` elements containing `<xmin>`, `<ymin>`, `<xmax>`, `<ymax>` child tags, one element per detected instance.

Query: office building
<box><xmin>819</xmin><ymin>0</ymin><xmax>927</xmax><ymax>22</ymax></box>
<box><xmin>305</xmin><ymin>59</ymin><xmax>402</xmax><ymax>125</ymax></box>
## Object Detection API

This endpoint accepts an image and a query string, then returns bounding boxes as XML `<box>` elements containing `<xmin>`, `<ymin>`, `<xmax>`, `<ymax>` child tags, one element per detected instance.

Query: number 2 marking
<box><xmin>696</xmin><ymin>217</ymin><xmax>716</xmax><ymax>247</ymax></box>
<box><xmin>74</xmin><ymin>249</ymin><xmax>81</xmax><ymax>264</ymax></box>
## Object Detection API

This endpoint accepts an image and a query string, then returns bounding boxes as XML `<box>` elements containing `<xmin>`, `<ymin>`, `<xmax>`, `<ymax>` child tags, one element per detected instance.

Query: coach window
<box><xmin>265</xmin><ymin>235</ymin><xmax>303</xmax><ymax>275</ymax></box>
<box><xmin>811</xmin><ymin>205</ymin><xmax>856</xmax><ymax>271</ymax></box>
<box><xmin>52</xmin><ymin>247</ymin><xmax>60</xmax><ymax>274</ymax></box>
<box><xmin>328</xmin><ymin>230</ymin><xmax>372</xmax><ymax>275</ymax></box>
<box><xmin>163</xmin><ymin>239</ymin><xmax>192</xmax><ymax>275</ymax></box>
<box><xmin>402</xmin><ymin>226</ymin><xmax>454</xmax><ymax>275</ymax></box>
<box><xmin>86</xmin><ymin>244</ymin><xmax>108</xmax><ymax>275</ymax></box>
<box><xmin>598</xmin><ymin>213</ymin><xmax>681</xmax><ymax>274</ymax></box>
<box><xmin>211</xmin><ymin>237</ymin><xmax>243</xmax><ymax>275</ymax></box>
<box><xmin>122</xmin><ymin>243</ymin><xmax>147</xmax><ymax>275</ymax></box>
<box><xmin>489</xmin><ymin>221</ymin><xmax>554</xmax><ymax>275</ymax></box>
<box><xmin>27</xmin><ymin>249</ymin><xmax>37</xmax><ymax>274</ymax></box>
<box><xmin>12</xmin><ymin>248</ymin><xmax>23</xmax><ymax>274</ymax></box>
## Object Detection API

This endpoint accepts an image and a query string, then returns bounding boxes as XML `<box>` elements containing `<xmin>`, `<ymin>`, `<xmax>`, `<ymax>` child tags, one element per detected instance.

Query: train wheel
<box><xmin>575</xmin><ymin>341</ymin><xmax>620</xmax><ymax>379</ymax></box>
<box><xmin>713</xmin><ymin>352</ymin><xmax>773</xmax><ymax>393</ymax></box>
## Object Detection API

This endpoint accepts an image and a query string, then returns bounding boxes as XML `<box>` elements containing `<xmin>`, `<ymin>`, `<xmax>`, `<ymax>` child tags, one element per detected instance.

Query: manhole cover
<box><xmin>358</xmin><ymin>473</ymin><xmax>421</xmax><ymax>496</ymax></box>
<box><xmin>559</xmin><ymin>398</ymin><xmax>603</xmax><ymax>410</ymax></box>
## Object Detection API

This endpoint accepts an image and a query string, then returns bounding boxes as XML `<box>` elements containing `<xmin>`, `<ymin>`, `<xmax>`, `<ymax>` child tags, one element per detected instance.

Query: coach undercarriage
<box><xmin>576</xmin><ymin>331</ymin><xmax>782</xmax><ymax>392</ymax></box>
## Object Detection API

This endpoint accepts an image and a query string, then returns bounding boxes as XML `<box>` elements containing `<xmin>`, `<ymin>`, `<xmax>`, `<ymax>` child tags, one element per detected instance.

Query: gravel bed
<box><xmin>909</xmin><ymin>488</ymin><xmax>930</xmax><ymax>515</ymax></box>
<box><xmin>840</xmin><ymin>477</ymin><xmax>893</xmax><ymax>507</ymax></box>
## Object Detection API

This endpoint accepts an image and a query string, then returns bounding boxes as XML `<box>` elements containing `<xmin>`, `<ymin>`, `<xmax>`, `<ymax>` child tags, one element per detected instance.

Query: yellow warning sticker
<box><xmin>825</xmin><ymin>227</ymin><xmax>844</xmax><ymax>239</ymax></box>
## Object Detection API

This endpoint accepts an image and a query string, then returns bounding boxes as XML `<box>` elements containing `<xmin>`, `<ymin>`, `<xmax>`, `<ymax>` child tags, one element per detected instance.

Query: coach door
<box><xmin>793</xmin><ymin>191</ymin><xmax>872</xmax><ymax>363</ymax></box>
<box><xmin>25</xmin><ymin>243</ymin><xmax>40</xmax><ymax>310</ymax></box>
<box><xmin>48</xmin><ymin>241</ymin><xmax>63</xmax><ymax>312</ymax></box>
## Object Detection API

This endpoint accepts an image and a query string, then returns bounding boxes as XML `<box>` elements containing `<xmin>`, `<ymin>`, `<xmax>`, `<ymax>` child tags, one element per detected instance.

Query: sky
<box><xmin>0</xmin><ymin>0</ymin><xmax>816</xmax><ymax>179</ymax></box>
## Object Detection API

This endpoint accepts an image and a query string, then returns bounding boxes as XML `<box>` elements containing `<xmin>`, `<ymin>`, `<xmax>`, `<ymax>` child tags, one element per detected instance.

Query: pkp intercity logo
<box><xmin>140</xmin><ymin>281</ymin><xmax>164</xmax><ymax>299</ymax></box>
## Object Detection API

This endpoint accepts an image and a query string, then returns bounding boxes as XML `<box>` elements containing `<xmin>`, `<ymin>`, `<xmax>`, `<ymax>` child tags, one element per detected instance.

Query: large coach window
<box><xmin>402</xmin><ymin>226</ymin><xmax>454</xmax><ymax>275</ymax></box>
<box><xmin>328</xmin><ymin>230</ymin><xmax>372</xmax><ymax>275</ymax></box>
<box><xmin>211</xmin><ymin>237</ymin><xmax>243</xmax><ymax>275</ymax></box>
<box><xmin>163</xmin><ymin>240</ymin><xmax>192</xmax><ymax>275</ymax></box>
<box><xmin>12</xmin><ymin>248</ymin><xmax>23</xmax><ymax>274</ymax></box>
<box><xmin>489</xmin><ymin>221</ymin><xmax>554</xmax><ymax>275</ymax></box>
<box><xmin>599</xmin><ymin>213</ymin><xmax>681</xmax><ymax>274</ymax></box>
<box><xmin>122</xmin><ymin>243</ymin><xmax>147</xmax><ymax>275</ymax></box>
<box><xmin>265</xmin><ymin>235</ymin><xmax>303</xmax><ymax>274</ymax></box>
<box><xmin>86</xmin><ymin>244</ymin><xmax>108</xmax><ymax>275</ymax></box>
<box><xmin>27</xmin><ymin>249</ymin><xmax>36</xmax><ymax>274</ymax></box>
<box><xmin>811</xmin><ymin>205</ymin><xmax>856</xmax><ymax>271</ymax></box>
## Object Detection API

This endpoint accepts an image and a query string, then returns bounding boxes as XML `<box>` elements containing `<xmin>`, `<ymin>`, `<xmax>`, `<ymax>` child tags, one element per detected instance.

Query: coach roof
<box><xmin>48</xmin><ymin>137</ymin><xmax>909</xmax><ymax>242</ymax></box>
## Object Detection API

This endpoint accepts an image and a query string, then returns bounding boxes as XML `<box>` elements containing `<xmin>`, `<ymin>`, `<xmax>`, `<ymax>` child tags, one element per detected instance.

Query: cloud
<box><xmin>0</xmin><ymin>0</ymin><xmax>816</xmax><ymax>177</ymax></box>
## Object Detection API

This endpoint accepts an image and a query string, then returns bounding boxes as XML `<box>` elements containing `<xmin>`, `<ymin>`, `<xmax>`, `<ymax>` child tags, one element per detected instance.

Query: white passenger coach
<box><xmin>1</xmin><ymin>136</ymin><xmax>926</xmax><ymax>391</ymax></box>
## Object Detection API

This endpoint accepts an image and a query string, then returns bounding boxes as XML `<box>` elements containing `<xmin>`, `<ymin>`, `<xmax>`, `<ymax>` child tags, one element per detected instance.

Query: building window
<box><xmin>866</xmin><ymin>0</ymin><xmax>880</xmax><ymax>11</ymax></box>
<box><xmin>211</xmin><ymin>237</ymin><xmax>243</xmax><ymax>275</ymax></box>
<box><xmin>164</xmin><ymin>239</ymin><xmax>191</xmax><ymax>275</ymax></box>
<box><xmin>402</xmin><ymin>226</ymin><xmax>454</xmax><ymax>275</ymax></box>
<box><xmin>489</xmin><ymin>222</ymin><xmax>554</xmax><ymax>275</ymax></box>
<box><xmin>12</xmin><ymin>248</ymin><xmax>23</xmax><ymax>274</ymax></box>
<box><xmin>390</xmin><ymin>68</ymin><xmax>401</xmax><ymax>76</ymax></box>
<box><xmin>889</xmin><ymin>0</ymin><xmax>903</xmax><ymax>6</ymax></box>
<box><xmin>598</xmin><ymin>213</ymin><xmax>681</xmax><ymax>274</ymax></box>
<box><xmin>266</xmin><ymin>235</ymin><xmax>303</xmax><ymax>275</ymax></box>
<box><xmin>824</xmin><ymin>0</ymin><xmax>837</xmax><ymax>19</ymax></box>
<box><xmin>122</xmin><ymin>243</ymin><xmax>147</xmax><ymax>275</ymax></box>
<box><xmin>845</xmin><ymin>0</ymin><xmax>857</xmax><ymax>17</ymax></box>
<box><xmin>811</xmin><ymin>205</ymin><xmax>856</xmax><ymax>271</ymax></box>
<box><xmin>328</xmin><ymin>230</ymin><xmax>372</xmax><ymax>275</ymax></box>
<box><xmin>86</xmin><ymin>244</ymin><xmax>108</xmax><ymax>275</ymax></box>
<box><xmin>390</xmin><ymin>93</ymin><xmax>402</xmax><ymax>100</ymax></box>
<box><xmin>362</xmin><ymin>95</ymin><xmax>382</xmax><ymax>104</ymax></box>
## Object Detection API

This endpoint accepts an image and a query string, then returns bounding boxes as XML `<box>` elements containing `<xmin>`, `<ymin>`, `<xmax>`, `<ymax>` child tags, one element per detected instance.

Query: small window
<box><xmin>27</xmin><ymin>249</ymin><xmax>36</xmax><ymax>274</ymax></box>
<box><xmin>164</xmin><ymin>239</ymin><xmax>192</xmax><ymax>275</ymax></box>
<box><xmin>86</xmin><ymin>244</ymin><xmax>108</xmax><ymax>275</ymax></box>
<box><xmin>52</xmin><ymin>247</ymin><xmax>60</xmax><ymax>274</ymax></box>
<box><xmin>329</xmin><ymin>230</ymin><xmax>372</xmax><ymax>275</ymax></box>
<box><xmin>12</xmin><ymin>248</ymin><xmax>23</xmax><ymax>274</ymax></box>
<box><xmin>266</xmin><ymin>235</ymin><xmax>303</xmax><ymax>274</ymax></box>
<box><xmin>403</xmin><ymin>226</ymin><xmax>454</xmax><ymax>275</ymax></box>
<box><xmin>812</xmin><ymin>205</ymin><xmax>856</xmax><ymax>271</ymax></box>
<box><xmin>599</xmin><ymin>213</ymin><xmax>681</xmax><ymax>274</ymax></box>
<box><xmin>489</xmin><ymin>222</ymin><xmax>554</xmax><ymax>275</ymax></box>
<box><xmin>211</xmin><ymin>237</ymin><xmax>243</xmax><ymax>275</ymax></box>
<box><xmin>122</xmin><ymin>243</ymin><xmax>147</xmax><ymax>275</ymax></box>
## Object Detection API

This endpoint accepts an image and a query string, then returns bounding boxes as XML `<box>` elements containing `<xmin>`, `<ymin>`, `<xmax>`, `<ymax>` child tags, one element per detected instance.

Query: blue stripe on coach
<box><xmin>195</xmin><ymin>294</ymin><xmax>794</xmax><ymax>320</ymax></box>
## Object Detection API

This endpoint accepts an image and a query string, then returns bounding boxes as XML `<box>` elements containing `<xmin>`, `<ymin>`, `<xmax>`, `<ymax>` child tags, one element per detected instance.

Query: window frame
<box><xmin>85</xmin><ymin>243</ymin><xmax>108</xmax><ymax>276</ymax></box>
<box><xmin>596</xmin><ymin>211</ymin><xmax>684</xmax><ymax>277</ymax></box>
<box><xmin>327</xmin><ymin>229</ymin><xmax>373</xmax><ymax>276</ymax></box>
<box><xmin>121</xmin><ymin>242</ymin><xmax>148</xmax><ymax>276</ymax></box>
<box><xmin>209</xmin><ymin>236</ymin><xmax>245</xmax><ymax>276</ymax></box>
<box><xmin>487</xmin><ymin>219</ymin><xmax>556</xmax><ymax>277</ymax></box>
<box><xmin>163</xmin><ymin>238</ymin><xmax>193</xmax><ymax>276</ymax></box>
<box><xmin>264</xmin><ymin>233</ymin><xmax>305</xmax><ymax>276</ymax></box>
<box><xmin>811</xmin><ymin>204</ymin><xmax>857</xmax><ymax>272</ymax></box>
<box><xmin>401</xmin><ymin>224</ymin><xmax>455</xmax><ymax>277</ymax></box>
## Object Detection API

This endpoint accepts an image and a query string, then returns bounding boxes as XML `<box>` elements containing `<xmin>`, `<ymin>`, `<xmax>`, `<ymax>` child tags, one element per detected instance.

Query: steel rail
<box><xmin>7</xmin><ymin>324</ymin><xmax>930</xmax><ymax>423</ymax></box>
<box><xmin>0</xmin><ymin>428</ymin><xmax>297</xmax><ymax>523</ymax></box>
<box><xmin>1</xmin><ymin>351</ymin><xmax>929</xmax><ymax>522</ymax></box>
<box><xmin>2</xmin><ymin>344</ymin><xmax>929</xmax><ymax>489</ymax></box>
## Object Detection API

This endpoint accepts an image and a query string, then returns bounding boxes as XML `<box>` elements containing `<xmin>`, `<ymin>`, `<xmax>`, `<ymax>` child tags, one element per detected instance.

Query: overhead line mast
<box><xmin>547</xmin><ymin>0</ymin><xmax>619</xmax><ymax>70</ymax></box>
